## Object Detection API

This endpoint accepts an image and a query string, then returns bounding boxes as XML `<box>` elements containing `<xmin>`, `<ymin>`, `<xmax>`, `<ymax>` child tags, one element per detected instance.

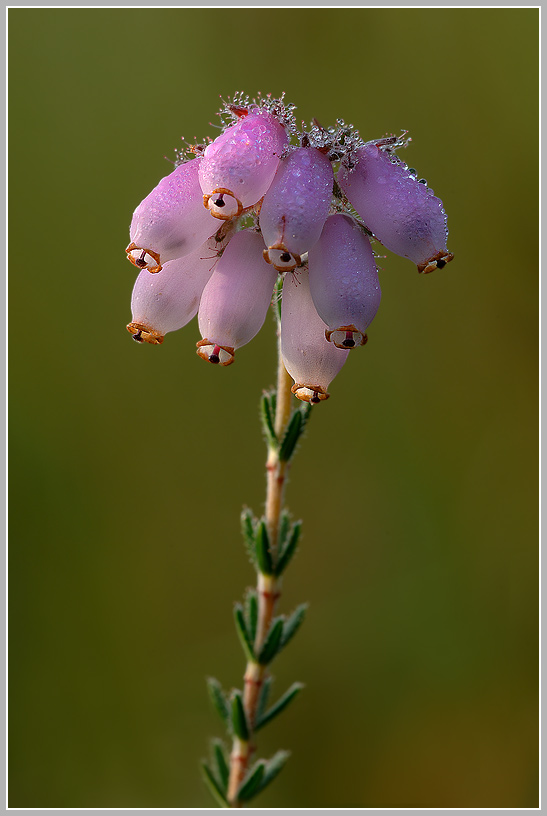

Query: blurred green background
<box><xmin>9</xmin><ymin>7</ymin><xmax>538</xmax><ymax>809</ymax></box>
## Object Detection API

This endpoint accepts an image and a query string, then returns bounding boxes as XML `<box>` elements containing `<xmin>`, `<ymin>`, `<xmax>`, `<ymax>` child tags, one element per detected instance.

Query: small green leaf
<box><xmin>255</xmin><ymin>520</ymin><xmax>273</xmax><ymax>576</ymax></box>
<box><xmin>244</xmin><ymin>588</ymin><xmax>258</xmax><ymax>644</ymax></box>
<box><xmin>206</xmin><ymin>677</ymin><xmax>230</xmax><ymax>728</ymax></box>
<box><xmin>277</xmin><ymin>510</ymin><xmax>291</xmax><ymax>552</ymax></box>
<box><xmin>281</xmin><ymin>603</ymin><xmax>308</xmax><ymax>649</ymax></box>
<box><xmin>234</xmin><ymin>603</ymin><xmax>255</xmax><ymax>662</ymax></box>
<box><xmin>241</xmin><ymin>508</ymin><xmax>257</xmax><ymax>566</ymax></box>
<box><xmin>279</xmin><ymin>409</ymin><xmax>303</xmax><ymax>462</ymax></box>
<box><xmin>252</xmin><ymin>750</ymin><xmax>290</xmax><ymax>797</ymax></box>
<box><xmin>237</xmin><ymin>760</ymin><xmax>266</xmax><ymax>801</ymax></box>
<box><xmin>260</xmin><ymin>392</ymin><xmax>278</xmax><ymax>449</ymax></box>
<box><xmin>231</xmin><ymin>690</ymin><xmax>249</xmax><ymax>741</ymax></box>
<box><xmin>258</xmin><ymin>617</ymin><xmax>284</xmax><ymax>665</ymax></box>
<box><xmin>255</xmin><ymin>674</ymin><xmax>272</xmax><ymax>723</ymax></box>
<box><xmin>201</xmin><ymin>760</ymin><xmax>229</xmax><ymax>807</ymax></box>
<box><xmin>275</xmin><ymin>520</ymin><xmax>301</xmax><ymax>576</ymax></box>
<box><xmin>212</xmin><ymin>739</ymin><xmax>229</xmax><ymax>791</ymax></box>
<box><xmin>255</xmin><ymin>682</ymin><xmax>304</xmax><ymax>731</ymax></box>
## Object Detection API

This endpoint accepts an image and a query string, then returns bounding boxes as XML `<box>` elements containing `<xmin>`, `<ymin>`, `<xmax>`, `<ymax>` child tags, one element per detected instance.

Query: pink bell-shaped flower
<box><xmin>280</xmin><ymin>266</ymin><xmax>349</xmax><ymax>403</ymax></box>
<box><xmin>126</xmin><ymin>232</ymin><xmax>231</xmax><ymax>345</ymax></box>
<box><xmin>126</xmin><ymin>157</ymin><xmax>216</xmax><ymax>274</ymax></box>
<box><xmin>199</xmin><ymin>108</ymin><xmax>288</xmax><ymax>221</ymax></box>
<box><xmin>259</xmin><ymin>146</ymin><xmax>334</xmax><ymax>273</ymax></box>
<box><xmin>308</xmin><ymin>213</ymin><xmax>381</xmax><ymax>349</ymax></box>
<box><xmin>338</xmin><ymin>143</ymin><xmax>453</xmax><ymax>274</ymax></box>
<box><xmin>196</xmin><ymin>229</ymin><xmax>278</xmax><ymax>366</ymax></box>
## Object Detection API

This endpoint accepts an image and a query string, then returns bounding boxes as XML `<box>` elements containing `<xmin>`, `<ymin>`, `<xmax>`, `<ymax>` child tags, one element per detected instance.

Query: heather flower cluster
<box><xmin>125</xmin><ymin>93</ymin><xmax>453</xmax><ymax>404</ymax></box>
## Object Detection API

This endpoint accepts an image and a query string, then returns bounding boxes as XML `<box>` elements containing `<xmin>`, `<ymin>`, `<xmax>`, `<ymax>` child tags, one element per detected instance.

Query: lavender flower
<box><xmin>280</xmin><ymin>265</ymin><xmax>349</xmax><ymax>403</ymax></box>
<box><xmin>196</xmin><ymin>228</ymin><xmax>277</xmax><ymax>366</ymax></box>
<box><xmin>127</xmin><ymin>229</ymin><xmax>231</xmax><ymax>345</ymax></box>
<box><xmin>126</xmin><ymin>157</ymin><xmax>217</xmax><ymax>274</ymax></box>
<box><xmin>199</xmin><ymin>107</ymin><xmax>288</xmax><ymax>220</ymax></box>
<box><xmin>338</xmin><ymin>140</ymin><xmax>454</xmax><ymax>274</ymax></box>
<box><xmin>259</xmin><ymin>146</ymin><xmax>333</xmax><ymax>272</ymax></box>
<box><xmin>308</xmin><ymin>213</ymin><xmax>381</xmax><ymax>349</ymax></box>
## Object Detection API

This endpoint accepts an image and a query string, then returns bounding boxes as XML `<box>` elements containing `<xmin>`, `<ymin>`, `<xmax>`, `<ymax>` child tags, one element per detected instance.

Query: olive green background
<box><xmin>9</xmin><ymin>7</ymin><xmax>538</xmax><ymax>809</ymax></box>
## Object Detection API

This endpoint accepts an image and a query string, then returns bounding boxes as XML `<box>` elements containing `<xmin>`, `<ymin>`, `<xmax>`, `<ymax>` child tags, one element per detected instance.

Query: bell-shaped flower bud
<box><xmin>126</xmin><ymin>230</ymin><xmax>231</xmax><ymax>345</ymax></box>
<box><xmin>280</xmin><ymin>266</ymin><xmax>349</xmax><ymax>403</ymax></box>
<box><xmin>308</xmin><ymin>213</ymin><xmax>381</xmax><ymax>349</ymax></box>
<box><xmin>126</xmin><ymin>157</ymin><xmax>216</xmax><ymax>273</ymax></box>
<box><xmin>338</xmin><ymin>143</ymin><xmax>454</xmax><ymax>274</ymax></box>
<box><xmin>199</xmin><ymin>109</ymin><xmax>288</xmax><ymax>220</ymax></box>
<box><xmin>259</xmin><ymin>147</ymin><xmax>334</xmax><ymax>273</ymax></box>
<box><xmin>196</xmin><ymin>229</ymin><xmax>278</xmax><ymax>366</ymax></box>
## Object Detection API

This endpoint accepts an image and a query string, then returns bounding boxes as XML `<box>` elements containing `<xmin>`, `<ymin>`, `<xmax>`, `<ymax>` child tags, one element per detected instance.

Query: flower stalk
<box><xmin>204</xmin><ymin>301</ymin><xmax>309</xmax><ymax>808</ymax></box>
<box><xmin>226</xmin><ymin>312</ymin><xmax>298</xmax><ymax>807</ymax></box>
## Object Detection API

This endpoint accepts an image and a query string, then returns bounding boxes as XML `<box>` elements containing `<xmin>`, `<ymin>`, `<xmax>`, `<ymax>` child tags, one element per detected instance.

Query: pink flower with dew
<box><xmin>196</xmin><ymin>229</ymin><xmax>278</xmax><ymax>366</ymax></box>
<box><xmin>338</xmin><ymin>142</ymin><xmax>453</xmax><ymax>274</ymax></box>
<box><xmin>308</xmin><ymin>213</ymin><xmax>381</xmax><ymax>349</ymax></box>
<box><xmin>259</xmin><ymin>146</ymin><xmax>333</xmax><ymax>273</ymax></box>
<box><xmin>280</xmin><ymin>266</ymin><xmax>350</xmax><ymax>404</ymax></box>
<box><xmin>199</xmin><ymin>109</ymin><xmax>288</xmax><ymax>221</ymax></box>
<box><xmin>127</xmin><ymin>230</ymin><xmax>232</xmax><ymax>345</ymax></box>
<box><xmin>127</xmin><ymin>157</ymin><xmax>217</xmax><ymax>273</ymax></box>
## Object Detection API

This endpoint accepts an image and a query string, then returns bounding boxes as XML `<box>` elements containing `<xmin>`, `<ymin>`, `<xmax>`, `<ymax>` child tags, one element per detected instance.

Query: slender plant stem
<box><xmin>227</xmin><ymin>324</ymin><xmax>294</xmax><ymax>807</ymax></box>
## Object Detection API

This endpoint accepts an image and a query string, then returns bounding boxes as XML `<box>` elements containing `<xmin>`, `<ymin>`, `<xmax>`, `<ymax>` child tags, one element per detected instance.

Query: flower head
<box><xmin>124</xmin><ymin>95</ymin><xmax>453</xmax><ymax>402</ymax></box>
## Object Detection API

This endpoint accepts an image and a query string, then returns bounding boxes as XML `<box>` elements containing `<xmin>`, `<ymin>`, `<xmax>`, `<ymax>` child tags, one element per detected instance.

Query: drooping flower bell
<box><xmin>308</xmin><ymin>213</ymin><xmax>381</xmax><ymax>349</ymax></box>
<box><xmin>126</xmin><ymin>157</ymin><xmax>216</xmax><ymax>274</ymax></box>
<box><xmin>126</xmin><ymin>229</ymin><xmax>231</xmax><ymax>345</ymax></box>
<box><xmin>280</xmin><ymin>266</ymin><xmax>349</xmax><ymax>403</ymax></box>
<box><xmin>199</xmin><ymin>108</ymin><xmax>288</xmax><ymax>220</ymax></box>
<box><xmin>196</xmin><ymin>229</ymin><xmax>278</xmax><ymax>366</ymax></box>
<box><xmin>337</xmin><ymin>142</ymin><xmax>453</xmax><ymax>274</ymax></box>
<box><xmin>259</xmin><ymin>146</ymin><xmax>334</xmax><ymax>272</ymax></box>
